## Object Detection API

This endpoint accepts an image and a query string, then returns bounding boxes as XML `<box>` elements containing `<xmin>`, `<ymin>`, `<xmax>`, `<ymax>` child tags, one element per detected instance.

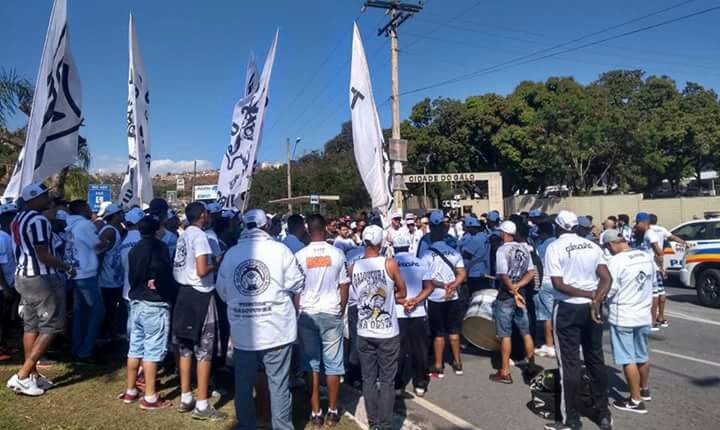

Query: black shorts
<box><xmin>428</xmin><ymin>299</ymin><xmax>463</xmax><ymax>337</ymax></box>
<box><xmin>467</xmin><ymin>277</ymin><xmax>491</xmax><ymax>296</ymax></box>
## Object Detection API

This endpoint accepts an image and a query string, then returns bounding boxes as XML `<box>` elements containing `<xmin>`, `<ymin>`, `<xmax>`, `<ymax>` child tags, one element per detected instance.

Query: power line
<box><xmin>400</xmin><ymin>3</ymin><xmax>719</xmax><ymax>97</ymax></box>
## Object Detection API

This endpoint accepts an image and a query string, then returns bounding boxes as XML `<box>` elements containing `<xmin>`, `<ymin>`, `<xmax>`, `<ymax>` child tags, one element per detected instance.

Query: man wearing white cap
<box><xmin>216</xmin><ymin>208</ymin><xmax>304</xmax><ymax>430</ymax></box>
<box><xmin>97</xmin><ymin>203</ymin><xmax>125</xmax><ymax>341</ymax></box>
<box><xmin>385</xmin><ymin>211</ymin><xmax>405</xmax><ymax>246</ymax></box>
<box><xmin>459</xmin><ymin>215</ymin><xmax>491</xmax><ymax>296</ymax></box>
<box><xmin>420</xmin><ymin>211</ymin><xmax>466</xmax><ymax>378</ymax></box>
<box><xmin>392</xmin><ymin>234</ymin><xmax>433</xmax><ymax>398</ymax></box>
<box><xmin>349</xmin><ymin>224</ymin><xmax>407</xmax><ymax>430</ymax></box>
<box><xmin>490</xmin><ymin>221</ymin><xmax>538</xmax><ymax>384</ymax></box>
<box><xmin>402</xmin><ymin>214</ymin><xmax>423</xmax><ymax>255</ymax></box>
<box><xmin>7</xmin><ymin>183</ymin><xmax>74</xmax><ymax>396</ymax></box>
<box><xmin>543</xmin><ymin>210</ymin><xmax>612</xmax><ymax>430</ymax></box>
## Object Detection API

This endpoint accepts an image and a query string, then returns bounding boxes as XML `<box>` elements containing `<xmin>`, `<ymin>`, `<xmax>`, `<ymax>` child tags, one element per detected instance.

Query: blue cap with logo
<box><xmin>635</xmin><ymin>212</ymin><xmax>650</xmax><ymax>223</ymax></box>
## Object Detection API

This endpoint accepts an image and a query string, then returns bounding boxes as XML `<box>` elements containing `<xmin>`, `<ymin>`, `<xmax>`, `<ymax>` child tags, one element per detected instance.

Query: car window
<box><xmin>672</xmin><ymin>223</ymin><xmax>707</xmax><ymax>241</ymax></box>
<box><xmin>705</xmin><ymin>222</ymin><xmax>720</xmax><ymax>240</ymax></box>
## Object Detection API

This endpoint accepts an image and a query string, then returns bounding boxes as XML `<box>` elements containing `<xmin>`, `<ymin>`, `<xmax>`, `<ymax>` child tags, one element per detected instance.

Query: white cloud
<box><xmin>92</xmin><ymin>158</ymin><xmax>214</xmax><ymax>175</ymax></box>
<box><xmin>150</xmin><ymin>159</ymin><xmax>214</xmax><ymax>175</ymax></box>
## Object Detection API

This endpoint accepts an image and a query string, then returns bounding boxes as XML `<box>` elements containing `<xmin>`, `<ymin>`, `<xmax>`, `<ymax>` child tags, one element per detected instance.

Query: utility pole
<box><xmin>192</xmin><ymin>159</ymin><xmax>197</xmax><ymax>200</ymax></box>
<box><xmin>286</xmin><ymin>137</ymin><xmax>301</xmax><ymax>214</ymax></box>
<box><xmin>364</xmin><ymin>1</ymin><xmax>423</xmax><ymax>212</ymax></box>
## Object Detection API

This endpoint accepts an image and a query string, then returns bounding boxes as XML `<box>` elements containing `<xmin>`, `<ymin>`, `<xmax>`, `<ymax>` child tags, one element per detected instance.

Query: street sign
<box><xmin>166</xmin><ymin>190</ymin><xmax>177</xmax><ymax>205</ymax></box>
<box><xmin>176</xmin><ymin>177</ymin><xmax>185</xmax><ymax>191</ymax></box>
<box><xmin>193</xmin><ymin>184</ymin><xmax>218</xmax><ymax>201</ymax></box>
<box><xmin>88</xmin><ymin>184</ymin><xmax>113</xmax><ymax>213</ymax></box>
<box><xmin>404</xmin><ymin>172</ymin><xmax>484</xmax><ymax>184</ymax></box>
<box><xmin>309</xmin><ymin>194</ymin><xmax>320</xmax><ymax>205</ymax></box>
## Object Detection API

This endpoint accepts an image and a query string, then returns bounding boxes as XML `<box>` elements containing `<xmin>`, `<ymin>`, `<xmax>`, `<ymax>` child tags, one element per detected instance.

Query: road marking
<box><xmin>410</xmin><ymin>396</ymin><xmax>483</xmax><ymax>430</ymax></box>
<box><xmin>665</xmin><ymin>311</ymin><xmax>720</xmax><ymax>327</ymax></box>
<box><xmin>652</xmin><ymin>349</ymin><xmax>720</xmax><ymax>368</ymax></box>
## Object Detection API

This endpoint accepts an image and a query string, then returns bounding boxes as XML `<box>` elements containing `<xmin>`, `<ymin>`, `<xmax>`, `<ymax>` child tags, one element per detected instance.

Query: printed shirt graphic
<box><xmin>296</xmin><ymin>241</ymin><xmax>349</xmax><ymax>315</ymax></box>
<box><xmin>544</xmin><ymin>233</ymin><xmax>606</xmax><ymax>304</ymax></box>
<box><xmin>607</xmin><ymin>249</ymin><xmax>655</xmax><ymax>327</ymax></box>
<box><xmin>420</xmin><ymin>241</ymin><xmax>464</xmax><ymax>303</ymax></box>
<box><xmin>351</xmin><ymin>256</ymin><xmax>398</xmax><ymax>339</ymax></box>
<box><xmin>495</xmin><ymin>241</ymin><xmax>535</xmax><ymax>300</ymax></box>
<box><xmin>173</xmin><ymin>226</ymin><xmax>214</xmax><ymax>292</ymax></box>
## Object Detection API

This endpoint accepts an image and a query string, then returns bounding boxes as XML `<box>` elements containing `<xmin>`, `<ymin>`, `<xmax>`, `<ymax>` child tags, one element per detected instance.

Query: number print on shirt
<box><xmin>234</xmin><ymin>259</ymin><xmax>271</xmax><ymax>296</ymax></box>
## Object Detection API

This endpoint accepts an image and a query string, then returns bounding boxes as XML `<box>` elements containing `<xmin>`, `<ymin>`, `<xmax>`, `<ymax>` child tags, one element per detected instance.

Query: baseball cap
<box><xmin>577</xmin><ymin>216</ymin><xmax>592</xmax><ymax>228</ymax></box>
<box><xmin>487</xmin><ymin>210</ymin><xmax>500</xmax><ymax>223</ymax></box>
<box><xmin>406</xmin><ymin>218</ymin><xmax>416</xmax><ymax>226</ymax></box>
<box><xmin>636</xmin><ymin>212</ymin><xmax>650</xmax><ymax>223</ymax></box>
<box><xmin>464</xmin><ymin>216</ymin><xmax>481</xmax><ymax>228</ymax></box>
<box><xmin>601</xmin><ymin>229</ymin><xmax>625</xmax><ymax>244</ymax></box>
<box><xmin>124</xmin><ymin>207</ymin><xmax>145</xmax><ymax>225</ymax></box>
<box><xmin>221</xmin><ymin>209</ymin><xmax>235</xmax><ymax>219</ymax></box>
<box><xmin>391</xmin><ymin>211</ymin><xmax>403</xmax><ymax>220</ymax></box>
<box><xmin>404</xmin><ymin>213</ymin><xmax>416</xmax><ymax>221</ymax></box>
<box><xmin>428</xmin><ymin>211</ymin><xmax>444</xmax><ymax>226</ymax></box>
<box><xmin>55</xmin><ymin>209</ymin><xmax>68</xmax><ymax>222</ymax></box>
<box><xmin>0</xmin><ymin>203</ymin><xmax>18</xmax><ymax>215</ymax></box>
<box><xmin>362</xmin><ymin>224</ymin><xmax>384</xmax><ymax>246</ymax></box>
<box><xmin>100</xmin><ymin>203</ymin><xmax>123</xmax><ymax>218</ymax></box>
<box><xmin>21</xmin><ymin>183</ymin><xmax>49</xmax><ymax>201</ymax></box>
<box><xmin>147</xmin><ymin>198</ymin><xmax>169</xmax><ymax>215</ymax></box>
<box><xmin>555</xmin><ymin>210</ymin><xmax>578</xmax><ymax>231</ymax></box>
<box><xmin>393</xmin><ymin>234</ymin><xmax>413</xmax><ymax>249</ymax></box>
<box><xmin>499</xmin><ymin>220</ymin><xmax>517</xmax><ymax>235</ymax></box>
<box><xmin>529</xmin><ymin>209</ymin><xmax>544</xmax><ymax>218</ymax></box>
<box><xmin>207</xmin><ymin>202</ymin><xmax>222</xmax><ymax>214</ymax></box>
<box><xmin>243</xmin><ymin>208</ymin><xmax>267</xmax><ymax>228</ymax></box>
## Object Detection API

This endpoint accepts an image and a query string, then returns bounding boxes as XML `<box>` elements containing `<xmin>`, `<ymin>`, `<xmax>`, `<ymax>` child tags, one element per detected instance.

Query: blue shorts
<box><xmin>298</xmin><ymin>312</ymin><xmax>345</xmax><ymax>376</ymax></box>
<box><xmin>653</xmin><ymin>272</ymin><xmax>666</xmax><ymax>297</ymax></box>
<box><xmin>493</xmin><ymin>297</ymin><xmax>530</xmax><ymax>338</ymax></box>
<box><xmin>533</xmin><ymin>282</ymin><xmax>555</xmax><ymax>321</ymax></box>
<box><xmin>610</xmin><ymin>325</ymin><xmax>650</xmax><ymax>365</ymax></box>
<box><xmin>128</xmin><ymin>300</ymin><xmax>171</xmax><ymax>363</ymax></box>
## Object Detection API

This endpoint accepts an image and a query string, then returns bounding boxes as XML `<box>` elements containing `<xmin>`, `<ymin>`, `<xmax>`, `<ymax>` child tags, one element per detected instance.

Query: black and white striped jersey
<box><xmin>11</xmin><ymin>210</ymin><xmax>57</xmax><ymax>277</ymax></box>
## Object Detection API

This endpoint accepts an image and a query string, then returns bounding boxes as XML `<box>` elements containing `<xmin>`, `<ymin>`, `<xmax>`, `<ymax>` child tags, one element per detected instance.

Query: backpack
<box><xmin>528</xmin><ymin>368</ymin><xmax>593</xmax><ymax>421</ymax></box>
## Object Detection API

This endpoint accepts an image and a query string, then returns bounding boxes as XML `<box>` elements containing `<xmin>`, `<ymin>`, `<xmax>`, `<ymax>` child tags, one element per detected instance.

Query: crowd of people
<box><xmin>0</xmin><ymin>181</ymin><xmax>681</xmax><ymax>430</ymax></box>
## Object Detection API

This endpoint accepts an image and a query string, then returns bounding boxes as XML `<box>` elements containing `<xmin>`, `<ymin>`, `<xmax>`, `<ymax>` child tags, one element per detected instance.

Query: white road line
<box><xmin>410</xmin><ymin>396</ymin><xmax>483</xmax><ymax>430</ymax></box>
<box><xmin>343</xmin><ymin>411</ymin><xmax>369</xmax><ymax>430</ymax></box>
<box><xmin>652</xmin><ymin>348</ymin><xmax>720</xmax><ymax>368</ymax></box>
<box><xmin>665</xmin><ymin>311</ymin><xmax>720</xmax><ymax>327</ymax></box>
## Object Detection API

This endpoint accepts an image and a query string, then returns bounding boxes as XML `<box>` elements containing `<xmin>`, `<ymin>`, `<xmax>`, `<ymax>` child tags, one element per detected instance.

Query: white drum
<box><xmin>463</xmin><ymin>289</ymin><xmax>500</xmax><ymax>351</ymax></box>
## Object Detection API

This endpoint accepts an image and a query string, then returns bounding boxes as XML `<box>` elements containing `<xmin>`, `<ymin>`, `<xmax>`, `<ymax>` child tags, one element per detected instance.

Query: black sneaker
<box><xmin>658</xmin><ymin>319</ymin><xmax>669</xmax><ymax>328</ymax></box>
<box><xmin>309</xmin><ymin>414</ymin><xmax>324</xmax><ymax>429</ymax></box>
<box><xmin>640</xmin><ymin>388</ymin><xmax>652</xmax><ymax>401</ymax></box>
<box><xmin>177</xmin><ymin>399</ymin><xmax>195</xmax><ymax>413</ymax></box>
<box><xmin>325</xmin><ymin>411</ymin><xmax>341</xmax><ymax>427</ymax></box>
<box><xmin>613</xmin><ymin>398</ymin><xmax>647</xmax><ymax>415</ymax></box>
<box><xmin>451</xmin><ymin>361</ymin><xmax>463</xmax><ymax>375</ymax></box>
<box><xmin>428</xmin><ymin>366</ymin><xmax>444</xmax><ymax>379</ymax></box>
<box><xmin>543</xmin><ymin>422</ymin><xmax>580</xmax><ymax>430</ymax></box>
<box><xmin>597</xmin><ymin>414</ymin><xmax>613</xmax><ymax>430</ymax></box>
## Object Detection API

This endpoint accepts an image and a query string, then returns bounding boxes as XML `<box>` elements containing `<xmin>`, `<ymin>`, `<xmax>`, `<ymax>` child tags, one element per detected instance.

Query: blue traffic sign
<box><xmin>88</xmin><ymin>184</ymin><xmax>113</xmax><ymax>213</ymax></box>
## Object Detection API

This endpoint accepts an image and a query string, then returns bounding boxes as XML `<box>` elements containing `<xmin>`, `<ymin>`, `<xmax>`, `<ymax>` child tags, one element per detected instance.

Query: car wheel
<box><xmin>696</xmin><ymin>268</ymin><xmax>720</xmax><ymax>308</ymax></box>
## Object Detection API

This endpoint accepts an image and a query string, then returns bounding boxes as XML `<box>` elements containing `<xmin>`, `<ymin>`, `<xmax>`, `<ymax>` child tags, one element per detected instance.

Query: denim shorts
<box><xmin>298</xmin><ymin>312</ymin><xmax>345</xmax><ymax>376</ymax></box>
<box><xmin>610</xmin><ymin>324</ymin><xmax>650</xmax><ymax>365</ymax></box>
<box><xmin>533</xmin><ymin>282</ymin><xmax>555</xmax><ymax>321</ymax></box>
<box><xmin>493</xmin><ymin>297</ymin><xmax>530</xmax><ymax>338</ymax></box>
<box><xmin>128</xmin><ymin>300</ymin><xmax>171</xmax><ymax>363</ymax></box>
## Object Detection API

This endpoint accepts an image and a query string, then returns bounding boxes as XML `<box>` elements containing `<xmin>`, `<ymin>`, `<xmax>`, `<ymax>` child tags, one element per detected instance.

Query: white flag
<box><xmin>4</xmin><ymin>0</ymin><xmax>82</xmax><ymax>201</ymax></box>
<box><xmin>349</xmin><ymin>23</ymin><xmax>393</xmax><ymax>213</ymax></box>
<box><xmin>217</xmin><ymin>31</ymin><xmax>278</xmax><ymax>210</ymax></box>
<box><xmin>119</xmin><ymin>14</ymin><xmax>153</xmax><ymax>209</ymax></box>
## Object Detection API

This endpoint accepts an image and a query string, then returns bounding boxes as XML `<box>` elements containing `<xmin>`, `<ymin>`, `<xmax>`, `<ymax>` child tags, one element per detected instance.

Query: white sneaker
<box><xmin>543</xmin><ymin>345</ymin><xmax>556</xmax><ymax>358</ymax></box>
<box><xmin>7</xmin><ymin>374</ymin><xmax>45</xmax><ymax>396</ymax></box>
<box><xmin>510</xmin><ymin>358</ymin><xmax>528</xmax><ymax>367</ymax></box>
<box><xmin>32</xmin><ymin>373</ymin><xmax>54</xmax><ymax>390</ymax></box>
<box><xmin>534</xmin><ymin>347</ymin><xmax>548</xmax><ymax>357</ymax></box>
<box><xmin>414</xmin><ymin>387</ymin><xmax>426</xmax><ymax>397</ymax></box>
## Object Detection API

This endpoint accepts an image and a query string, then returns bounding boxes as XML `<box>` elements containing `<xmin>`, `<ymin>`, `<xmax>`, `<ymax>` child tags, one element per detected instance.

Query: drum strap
<box><xmin>429</xmin><ymin>247</ymin><xmax>456</xmax><ymax>272</ymax></box>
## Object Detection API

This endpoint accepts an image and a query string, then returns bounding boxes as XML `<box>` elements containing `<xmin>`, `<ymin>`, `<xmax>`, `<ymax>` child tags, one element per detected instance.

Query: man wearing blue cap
<box><xmin>631</xmin><ymin>212</ymin><xmax>665</xmax><ymax>332</ymax></box>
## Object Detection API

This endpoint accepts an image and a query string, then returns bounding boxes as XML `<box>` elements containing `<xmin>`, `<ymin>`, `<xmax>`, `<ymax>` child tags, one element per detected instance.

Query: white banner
<box><xmin>119</xmin><ymin>14</ymin><xmax>153</xmax><ymax>208</ymax></box>
<box><xmin>217</xmin><ymin>31</ymin><xmax>278</xmax><ymax>210</ymax></box>
<box><xmin>349</xmin><ymin>23</ymin><xmax>393</xmax><ymax>214</ymax></box>
<box><xmin>4</xmin><ymin>0</ymin><xmax>82</xmax><ymax>201</ymax></box>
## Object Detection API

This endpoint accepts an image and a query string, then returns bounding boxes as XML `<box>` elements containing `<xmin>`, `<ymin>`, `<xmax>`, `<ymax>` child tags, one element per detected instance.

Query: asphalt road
<box><xmin>391</xmin><ymin>284</ymin><xmax>720</xmax><ymax>430</ymax></box>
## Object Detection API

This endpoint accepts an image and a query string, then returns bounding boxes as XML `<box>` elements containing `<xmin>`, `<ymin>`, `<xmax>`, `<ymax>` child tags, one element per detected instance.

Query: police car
<box><xmin>666</xmin><ymin>218</ymin><xmax>720</xmax><ymax>307</ymax></box>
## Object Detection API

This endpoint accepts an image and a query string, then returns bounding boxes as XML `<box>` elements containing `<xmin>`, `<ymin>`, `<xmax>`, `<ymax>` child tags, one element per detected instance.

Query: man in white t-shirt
<box><xmin>66</xmin><ymin>199</ymin><xmax>105</xmax><ymax>361</ymax></box>
<box><xmin>420</xmin><ymin>211</ymin><xmax>466</xmax><ymax>379</ymax></box>
<box><xmin>333</xmin><ymin>221</ymin><xmax>357</xmax><ymax>255</ymax></box>
<box><xmin>172</xmin><ymin>202</ymin><xmax>226</xmax><ymax>421</ymax></box>
<box><xmin>403</xmin><ymin>217</ymin><xmax>423</xmax><ymax>255</ymax></box>
<box><xmin>216</xmin><ymin>208</ymin><xmax>304</xmax><ymax>430</ymax></box>
<box><xmin>593</xmin><ymin>230</ymin><xmax>654</xmax><ymax>415</ymax></box>
<box><xmin>632</xmin><ymin>212</ymin><xmax>665</xmax><ymax>332</ymax></box>
<box><xmin>543</xmin><ymin>211</ymin><xmax>612</xmax><ymax>430</ymax></box>
<box><xmin>385</xmin><ymin>212</ymin><xmax>404</xmax><ymax>246</ymax></box>
<box><xmin>296</xmin><ymin>214</ymin><xmax>350</xmax><ymax>427</ymax></box>
<box><xmin>459</xmin><ymin>216</ymin><xmax>491</xmax><ymax>295</ymax></box>
<box><xmin>392</xmin><ymin>234</ymin><xmax>434</xmax><ymax>398</ymax></box>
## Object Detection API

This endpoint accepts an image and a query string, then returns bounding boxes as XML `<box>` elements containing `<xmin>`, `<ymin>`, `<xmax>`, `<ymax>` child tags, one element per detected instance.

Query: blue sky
<box><xmin>2</xmin><ymin>0</ymin><xmax>720</xmax><ymax>174</ymax></box>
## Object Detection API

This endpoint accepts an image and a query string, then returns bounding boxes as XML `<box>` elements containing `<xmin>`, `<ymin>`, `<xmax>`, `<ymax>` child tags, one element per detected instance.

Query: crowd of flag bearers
<box><xmin>0</xmin><ymin>181</ymin><xmax>676</xmax><ymax>430</ymax></box>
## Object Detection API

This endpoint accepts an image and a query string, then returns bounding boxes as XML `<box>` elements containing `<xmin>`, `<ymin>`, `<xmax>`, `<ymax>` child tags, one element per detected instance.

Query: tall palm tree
<box><xmin>0</xmin><ymin>69</ymin><xmax>33</xmax><ymax>186</ymax></box>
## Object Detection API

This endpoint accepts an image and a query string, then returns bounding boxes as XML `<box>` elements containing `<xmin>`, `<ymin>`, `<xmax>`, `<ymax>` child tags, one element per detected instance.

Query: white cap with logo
<box><xmin>243</xmin><ymin>209</ymin><xmax>268</xmax><ymax>229</ymax></box>
<box><xmin>99</xmin><ymin>203</ymin><xmax>123</xmax><ymax>218</ymax></box>
<box><xmin>555</xmin><ymin>210</ymin><xmax>578</xmax><ymax>231</ymax></box>
<box><xmin>362</xmin><ymin>225</ymin><xmax>384</xmax><ymax>246</ymax></box>
<box><xmin>21</xmin><ymin>183</ymin><xmax>50</xmax><ymax>202</ymax></box>
<box><xmin>499</xmin><ymin>220</ymin><xmax>517</xmax><ymax>235</ymax></box>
